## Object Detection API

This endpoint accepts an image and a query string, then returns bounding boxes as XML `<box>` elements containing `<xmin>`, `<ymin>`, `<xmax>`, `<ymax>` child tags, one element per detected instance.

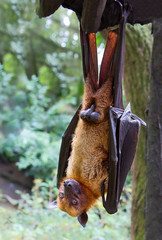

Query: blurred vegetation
<box><xmin>0</xmin><ymin>0</ymin><xmax>84</xmax><ymax>180</ymax></box>
<box><xmin>0</xmin><ymin>0</ymin><xmax>131</xmax><ymax>239</ymax></box>
<box><xmin>0</xmin><ymin>64</ymin><xmax>74</xmax><ymax>179</ymax></box>
<box><xmin>0</xmin><ymin>0</ymin><xmax>84</xmax><ymax>103</ymax></box>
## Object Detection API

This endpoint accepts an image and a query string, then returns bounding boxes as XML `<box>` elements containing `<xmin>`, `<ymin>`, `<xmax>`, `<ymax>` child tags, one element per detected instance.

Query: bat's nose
<box><xmin>64</xmin><ymin>179</ymin><xmax>72</xmax><ymax>188</ymax></box>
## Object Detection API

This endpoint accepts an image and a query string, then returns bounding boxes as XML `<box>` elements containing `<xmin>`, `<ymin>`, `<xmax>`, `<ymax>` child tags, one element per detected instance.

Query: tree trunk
<box><xmin>145</xmin><ymin>18</ymin><xmax>162</xmax><ymax>240</ymax></box>
<box><xmin>124</xmin><ymin>24</ymin><xmax>152</xmax><ymax>240</ymax></box>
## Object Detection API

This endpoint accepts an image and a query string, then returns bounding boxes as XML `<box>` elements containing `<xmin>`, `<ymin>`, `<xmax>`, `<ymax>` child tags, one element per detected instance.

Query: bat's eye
<box><xmin>71</xmin><ymin>199</ymin><xmax>78</xmax><ymax>206</ymax></box>
<box><xmin>58</xmin><ymin>192</ymin><xmax>64</xmax><ymax>200</ymax></box>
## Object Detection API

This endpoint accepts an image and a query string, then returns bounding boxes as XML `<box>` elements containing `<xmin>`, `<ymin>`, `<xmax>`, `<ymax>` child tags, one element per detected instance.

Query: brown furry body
<box><xmin>54</xmin><ymin>74</ymin><xmax>113</xmax><ymax>224</ymax></box>
<box><xmin>67</xmin><ymin>75</ymin><xmax>113</xmax><ymax>196</ymax></box>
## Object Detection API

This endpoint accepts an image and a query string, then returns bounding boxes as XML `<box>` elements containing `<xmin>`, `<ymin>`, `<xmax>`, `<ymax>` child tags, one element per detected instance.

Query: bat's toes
<box><xmin>90</xmin><ymin>112</ymin><xmax>100</xmax><ymax>121</ymax></box>
<box><xmin>80</xmin><ymin>110</ymin><xmax>91</xmax><ymax>121</ymax></box>
<box><xmin>80</xmin><ymin>109</ymin><xmax>100</xmax><ymax>122</ymax></box>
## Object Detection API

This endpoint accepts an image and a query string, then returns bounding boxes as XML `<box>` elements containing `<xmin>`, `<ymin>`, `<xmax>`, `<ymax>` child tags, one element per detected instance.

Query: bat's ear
<box><xmin>47</xmin><ymin>200</ymin><xmax>58</xmax><ymax>209</ymax></box>
<box><xmin>77</xmin><ymin>211</ymin><xmax>88</xmax><ymax>227</ymax></box>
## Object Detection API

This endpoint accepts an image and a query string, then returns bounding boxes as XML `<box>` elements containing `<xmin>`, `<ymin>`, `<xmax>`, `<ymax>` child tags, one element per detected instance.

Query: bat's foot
<box><xmin>80</xmin><ymin>104</ymin><xmax>100</xmax><ymax>122</ymax></box>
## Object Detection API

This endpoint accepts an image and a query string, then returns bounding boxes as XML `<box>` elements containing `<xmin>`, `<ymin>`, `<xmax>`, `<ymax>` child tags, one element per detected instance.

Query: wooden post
<box><xmin>145</xmin><ymin>17</ymin><xmax>162</xmax><ymax>240</ymax></box>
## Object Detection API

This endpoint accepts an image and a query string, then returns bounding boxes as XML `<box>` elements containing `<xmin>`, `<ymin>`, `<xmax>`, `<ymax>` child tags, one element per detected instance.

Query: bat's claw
<box><xmin>80</xmin><ymin>104</ymin><xmax>100</xmax><ymax>122</ymax></box>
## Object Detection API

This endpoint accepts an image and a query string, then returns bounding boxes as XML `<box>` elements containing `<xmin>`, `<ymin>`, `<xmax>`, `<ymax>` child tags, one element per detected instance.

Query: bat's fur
<box><xmin>67</xmin><ymin>74</ymin><xmax>113</xmax><ymax>195</ymax></box>
<box><xmin>53</xmin><ymin>72</ymin><xmax>113</xmax><ymax>226</ymax></box>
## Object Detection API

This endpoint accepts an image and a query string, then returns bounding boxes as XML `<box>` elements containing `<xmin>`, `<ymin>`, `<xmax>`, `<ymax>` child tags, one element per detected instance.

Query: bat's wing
<box><xmin>101</xmin><ymin>104</ymin><xmax>146</xmax><ymax>213</ymax></box>
<box><xmin>57</xmin><ymin>105</ymin><xmax>81</xmax><ymax>188</ymax></box>
<box><xmin>101</xmin><ymin>3</ymin><xmax>146</xmax><ymax>214</ymax></box>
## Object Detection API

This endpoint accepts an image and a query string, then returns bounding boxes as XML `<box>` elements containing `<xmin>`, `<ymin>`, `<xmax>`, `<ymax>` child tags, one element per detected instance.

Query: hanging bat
<box><xmin>48</xmin><ymin>2</ymin><xmax>146</xmax><ymax>227</ymax></box>
<box><xmin>48</xmin><ymin>30</ymin><xmax>118</xmax><ymax>227</ymax></box>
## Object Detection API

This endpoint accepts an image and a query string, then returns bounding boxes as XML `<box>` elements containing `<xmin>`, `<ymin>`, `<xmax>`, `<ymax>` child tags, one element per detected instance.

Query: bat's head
<box><xmin>48</xmin><ymin>178</ymin><xmax>96</xmax><ymax>227</ymax></box>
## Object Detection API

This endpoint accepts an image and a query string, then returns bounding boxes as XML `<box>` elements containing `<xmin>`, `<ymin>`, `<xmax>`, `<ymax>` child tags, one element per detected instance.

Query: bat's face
<box><xmin>48</xmin><ymin>178</ymin><xmax>95</xmax><ymax>227</ymax></box>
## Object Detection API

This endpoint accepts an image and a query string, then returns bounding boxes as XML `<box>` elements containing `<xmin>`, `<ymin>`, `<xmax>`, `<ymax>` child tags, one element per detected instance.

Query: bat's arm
<box><xmin>112</xmin><ymin>1</ymin><xmax>130</xmax><ymax>109</ymax></box>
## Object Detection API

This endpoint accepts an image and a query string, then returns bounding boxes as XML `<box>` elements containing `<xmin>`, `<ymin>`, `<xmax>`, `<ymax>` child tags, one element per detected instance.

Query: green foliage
<box><xmin>0</xmin><ymin>65</ymin><xmax>73</xmax><ymax>179</ymax></box>
<box><xmin>0</xmin><ymin>205</ymin><xmax>131</xmax><ymax>240</ymax></box>
<box><xmin>0</xmin><ymin>0</ymin><xmax>83</xmax><ymax>102</ymax></box>
<box><xmin>0</xmin><ymin>0</ymin><xmax>83</xmax><ymax>180</ymax></box>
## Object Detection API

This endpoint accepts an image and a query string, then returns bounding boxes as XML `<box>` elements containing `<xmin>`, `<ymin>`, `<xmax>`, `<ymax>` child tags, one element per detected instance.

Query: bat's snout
<box><xmin>64</xmin><ymin>179</ymin><xmax>72</xmax><ymax>188</ymax></box>
<box><xmin>63</xmin><ymin>178</ymin><xmax>81</xmax><ymax>195</ymax></box>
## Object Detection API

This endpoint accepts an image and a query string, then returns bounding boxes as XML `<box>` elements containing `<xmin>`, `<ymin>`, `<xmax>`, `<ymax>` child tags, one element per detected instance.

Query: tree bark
<box><xmin>145</xmin><ymin>18</ymin><xmax>162</xmax><ymax>240</ymax></box>
<box><xmin>124</xmin><ymin>24</ymin><xmax>152</xmax><ymax>240</ymax></box>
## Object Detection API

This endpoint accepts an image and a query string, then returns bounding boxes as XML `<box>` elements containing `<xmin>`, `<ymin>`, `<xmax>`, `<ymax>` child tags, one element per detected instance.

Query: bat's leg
<box><xmin>80</xmin><ymin>75</ymin><xmax>101</xmax><ymax>122</ymax></box>
<box><xmin>79</xmin><ymin>81</ymin><xmax>101</xmax><ymax>123</ymax></box>
<box><xmin>80</xmin><ymin>30</ymin><xmax>118</xmax><ymax>123</ymax></box>
<box><xmin>80</xmin><ymin>29</ymin><xmax>117</xmax><ymax>123</ymax></box>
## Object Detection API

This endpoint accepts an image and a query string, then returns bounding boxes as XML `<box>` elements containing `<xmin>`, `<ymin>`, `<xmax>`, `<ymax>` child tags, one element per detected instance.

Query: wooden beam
<box><xmin>37</xmin><ymin>0</ymin><xmax>162</xmax><ymax>32</ymax></box>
